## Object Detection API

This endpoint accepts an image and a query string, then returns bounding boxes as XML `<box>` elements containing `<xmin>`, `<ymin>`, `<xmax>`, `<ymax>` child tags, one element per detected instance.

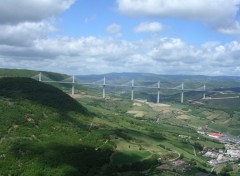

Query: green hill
<box><xmin>0</xmin><ymin>74</ymin><xmax>238</xmax><ymax>175</ymax></box>
<box><xmin>0</xmin><ymin>68</ymin><xmax>68</xmax><ymax>81</ymax></box>
<box><xmin>0</xmin><ymin>77</ymin><xmax>87</xmax><ymax>113</ymax></box>
<box><xmin>0</xmin><ymin>68</ymin><xmax>78</xmax><ymax>94</ymax></box>
<box><xmin>0</xmin><ymin>78</ymin><xmax>114</xmax><ymax>176</ymax></box>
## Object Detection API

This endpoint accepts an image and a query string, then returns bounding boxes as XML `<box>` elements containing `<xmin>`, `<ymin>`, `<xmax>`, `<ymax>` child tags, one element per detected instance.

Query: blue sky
<box><xmin>0</xmin><ymin>0</ymin><xmax>240</xmax><ymax>76</ymax></box>
<box><xmin>57</xmin><ymin>0</ymin><xmax>236</xmax><ymax>44</ymax></box>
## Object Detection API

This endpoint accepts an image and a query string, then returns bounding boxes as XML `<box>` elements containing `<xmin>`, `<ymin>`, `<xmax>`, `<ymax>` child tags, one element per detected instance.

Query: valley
<box><xmin>75</xmin><ymin>94</ymin><xmax>239</xmax><ymax>175</ymax></box>
<box><xmin>1</xmin><ymin>1</ymin><xmax>240</xmax><ymax>175</ymax></box>
<box><xmin>0</xmin><ymin>70</ymin><xmax>239</xmax><ymax>175</ymax></box>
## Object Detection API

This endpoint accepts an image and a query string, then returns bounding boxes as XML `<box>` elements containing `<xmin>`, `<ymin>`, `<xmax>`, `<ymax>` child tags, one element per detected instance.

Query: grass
<box><xmin>0</xmin><ymin>77</ymin><xmax>88</xmax><ymax>114</ymax></box>
<box><xmin>0</xmin><ymin>78</ymin><xmax>115</xmax><ymax>175</ymax></box>
<box><xmin>111</xmin><ymin>150</ymin><xmax>151</xmax><ymax>165</ymax></box>
<box><xmin>196</xmin><ymin>140</ymin><xmax>223</xmax><ymax>148</ymax></box>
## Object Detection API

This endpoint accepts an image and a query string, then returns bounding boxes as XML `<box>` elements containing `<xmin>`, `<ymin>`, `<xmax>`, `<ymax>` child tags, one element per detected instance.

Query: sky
<box><xmin>0</xmin><ymin>0</ymin><xmax>240</xmax><ymax>76</ymax></box>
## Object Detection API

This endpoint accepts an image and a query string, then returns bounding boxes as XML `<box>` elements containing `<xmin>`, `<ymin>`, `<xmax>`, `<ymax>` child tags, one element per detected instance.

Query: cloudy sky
<box><xmin>1</xmin><ymin>0</ymin><xmax>240</xmax><ymax>76</ymax></box>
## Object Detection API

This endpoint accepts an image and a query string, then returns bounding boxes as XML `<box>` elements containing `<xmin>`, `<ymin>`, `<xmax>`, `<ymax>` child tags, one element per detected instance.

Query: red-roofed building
<box><xmin>207</xmin><ymin>133</ymin><xmax>224</xmax><ymax>138</ymax></box>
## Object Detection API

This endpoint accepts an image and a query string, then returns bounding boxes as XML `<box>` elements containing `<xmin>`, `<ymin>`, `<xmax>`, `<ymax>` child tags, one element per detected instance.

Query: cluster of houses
<box><xmin>200</xmin><ymin>132</ymin><xmax>240</xmax><ymax>166</ymax></box>
<box><xmin>202</xmin><ymin>148</ymin><xmax>239</xmax><ymax>166</ymax></box>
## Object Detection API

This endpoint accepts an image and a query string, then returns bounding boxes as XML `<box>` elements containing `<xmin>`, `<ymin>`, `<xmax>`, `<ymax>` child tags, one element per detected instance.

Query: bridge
<box><xmin>32</xmin><ymin>72</ymin><xmax>225</xmax><ymax>104</ymax></box>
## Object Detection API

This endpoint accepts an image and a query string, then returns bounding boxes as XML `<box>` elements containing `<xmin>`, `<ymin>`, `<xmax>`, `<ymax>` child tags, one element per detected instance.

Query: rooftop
<box><xmin>207</xmin><ymin>133</ymin><xmax>224</xmax><ymax>137</ymax></box>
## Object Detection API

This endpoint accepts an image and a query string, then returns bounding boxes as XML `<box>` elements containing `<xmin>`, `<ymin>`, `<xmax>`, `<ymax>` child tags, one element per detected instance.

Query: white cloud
<box><xmin>0</xmin><ymin>0</ymin><xmax>75</xmax><ymax>24</ymax></box>
<box><xmin>106</xmin><ymin>23</ymin><xmax>122</xmax><ymax>36</ymax></box>
<box><xmin>0</xmin><ymin>0</ymin><xmax>76</xmax><ymax>48</ymax></box>
<box><xmin>147</xmin><ymin>38</ymin><xmax>201</xmax><ymax>64</ymax></box>
<box><xmin>117</xmin><ymin>0</ymin><xmax>240</xmax><ymax>34</ymax></box>
<box><xmin>134</xmin><ymin>22</ymin><xmax>164</xmax><ymax>33</ymax></box>
<box><xmin>1</xmin><ymin>36</ymin><xmax>240</xmax><ymax>76</ymax></box>
<box><xmin>0</xmin><ymin>21</ymin><xmax>56</xmax><ymax>46</ymax></box>
<box><xmin>0</xmin><ymin>0</ymin><xmax>238</xmax><ymax>76</ymax></box>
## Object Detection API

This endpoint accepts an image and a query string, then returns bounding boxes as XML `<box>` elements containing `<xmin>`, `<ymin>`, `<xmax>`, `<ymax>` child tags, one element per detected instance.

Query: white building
<box><xmin>226</xmin><ymin>150</ymin><xmax>240</xmax><ymax>158</ymax></box>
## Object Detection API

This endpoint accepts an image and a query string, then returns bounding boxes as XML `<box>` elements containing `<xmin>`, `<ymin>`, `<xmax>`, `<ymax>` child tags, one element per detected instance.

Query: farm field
<box><xmin>77</xmin><ymin>94</ymin><xmax>239</xmax><ymax>175</ymax></box>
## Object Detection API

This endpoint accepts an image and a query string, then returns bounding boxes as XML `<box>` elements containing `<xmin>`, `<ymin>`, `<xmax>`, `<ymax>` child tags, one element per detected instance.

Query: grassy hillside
<box><xmin>0</xmin><ymin>78</ymin><xmax>114</xmax><ymax>176</ymax></box>
<box><xmin>0</xmin><ymin>77</ymin><xmax>87</xmax><ymax>113</ymax></box>
<box><xmin>0</xmin><ymin>76</ymin><xmax>238</xmax><ymax>175</ymax></box>
<box><xmin>0</xmin><ymin>68</ymin><xmax>82</xmax><ymax>95</ymax></box>
<box><xmin>78</xmin><ymin>97</ymin><xmax>227</xmax><ymax>175</ymax></box>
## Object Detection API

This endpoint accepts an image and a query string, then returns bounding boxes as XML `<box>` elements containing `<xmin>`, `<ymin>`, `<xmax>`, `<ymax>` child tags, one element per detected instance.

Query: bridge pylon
<box><xmin>203</xmin><ymin>84</ymin><xmax>206</xmax><ymax>99</ymax></box>
<box><xmin>38</xmin><ymin>72</ymin><xmax>42</xmax><ymax>82</ymax></box>
<box><xmin>181</xmin><ymin>83</ymin><xmax>184</xmax><ymax>103</ymax></box>
<box><xmin>72</xmin><ymin>75</ymin><xmax>75</xmax><ymax>95</ymax></box>
<box><xmin>131</xmin><ymin>80</ymin><xmax>134</xmax><ymax>101</ymax></box>
<box><xmin>103</xmin><ymin>77</ymin><xmax>106</xmax><ymax>99</ymax></box>
<box><xmin>157</xmin><ymin>81</ymin><xmax>160</xmax><ymax>104</ymax></box>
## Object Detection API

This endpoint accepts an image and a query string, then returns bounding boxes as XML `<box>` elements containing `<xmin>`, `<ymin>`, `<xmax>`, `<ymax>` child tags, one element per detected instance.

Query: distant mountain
<box><xmin>77</xmin><ymin>72</ymin><xmax>240</xmax><ymax>82</ymax></box>
<box><xmin>76</xmin><ymin>72</ymin><xmax>240</xmax><ymax>89</ymax></box>
<box><xmin>2</xmin><ymin>69</ymin><xmax>240</xmax><ymax>83</ymax></box>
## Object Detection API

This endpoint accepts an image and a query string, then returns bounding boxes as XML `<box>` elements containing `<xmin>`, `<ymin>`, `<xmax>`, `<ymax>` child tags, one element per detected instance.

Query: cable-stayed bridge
<box><xmin>31</xmin><ymin>72</ymin><xmax>231</xmax><ymax>103</ymax></box>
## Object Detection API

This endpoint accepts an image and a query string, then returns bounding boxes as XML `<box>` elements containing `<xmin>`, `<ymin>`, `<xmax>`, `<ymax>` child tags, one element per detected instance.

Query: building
<box><xmin>207</xmin><ymin>133</ymin><xmax>224</xmax><ymax>139</ymax></box>
<box><xmin>197</xmin><ymin>131</ymin><xmax>205</xmax><ymax>135</ymax></box>
<box><xmin>203</xmin><ymin>151</ymin><xmax>218</xmax><ymax>159</ymax></box>
<box><xmin>226</xmin><ymin>150</ymin><xmax>240</xmax><ymax>158</ymax></box>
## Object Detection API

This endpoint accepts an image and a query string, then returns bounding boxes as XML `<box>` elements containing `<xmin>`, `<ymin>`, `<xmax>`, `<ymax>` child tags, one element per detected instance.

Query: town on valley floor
<box><xmin>198</xmin><ymin>131</ymin><xmax>240</xmax><ymax>166</ymax></box>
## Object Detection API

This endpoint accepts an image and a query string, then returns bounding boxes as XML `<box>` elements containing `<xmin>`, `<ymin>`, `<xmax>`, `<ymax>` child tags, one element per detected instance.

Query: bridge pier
<box><xmin>71</xmin><ymin>75</ymin><xmax>75</xmax><ymax>95</ymax></box>
<box><xmin>157</xmin><ymin>81</ymin><xmax>160</xmax><ymax>104</ymax></box>
<box><xmin>38</xmin><ymin>72</ymin><xmax>42</xmax><ymax>82</ymax></box>
<box><xmin>181</xmin><ymin>83</ymin><xmax>184</xmax><ymax>103</ymax></box>
<box><xmin>34</xmin><ymin>74</ymin><xmax>211</xmax><ymax>104</ymax></box>
<box><xmin>203</xmin><ymin>84</ymin><xmax>206</xmax><ymax>99</ymax></box>
<box><xmin>103</xmin><ymin>77</ymin><xmax>106</xmax><ymax>99</ymax></box>
<box><xmin>131</xmin><ymin>80</ymin><xmax>134</xmax><ymax>101</ymax></box>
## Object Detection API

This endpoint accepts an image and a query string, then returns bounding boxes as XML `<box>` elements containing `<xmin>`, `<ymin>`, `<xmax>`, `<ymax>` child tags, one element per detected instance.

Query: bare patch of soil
<box><xmin>127</xmin><ymin>110</ymin><xmax>145</xmax><ymax>117</ymax></box>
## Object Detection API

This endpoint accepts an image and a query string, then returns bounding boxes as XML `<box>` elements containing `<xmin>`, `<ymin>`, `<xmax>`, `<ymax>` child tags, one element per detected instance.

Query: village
<box><xmin>198</xmin><ymin>132</ymin><xmax>240</xmax><ymax>166</ymax></box>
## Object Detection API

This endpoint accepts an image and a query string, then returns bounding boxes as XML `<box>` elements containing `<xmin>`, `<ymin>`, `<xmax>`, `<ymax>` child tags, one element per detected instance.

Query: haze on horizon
<box><xmin>0</xmin><ymin>0</ymin><xmax>240</xmax><ymax>76</ymax></box>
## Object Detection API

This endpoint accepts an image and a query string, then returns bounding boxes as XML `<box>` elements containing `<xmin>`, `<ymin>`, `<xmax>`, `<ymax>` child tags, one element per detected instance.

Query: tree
<box><xmin>220</xmin><ymin>163</ymin><xmax>233</xmax><ymax>176</ymax></box>
<box><xmin>179</xmin><ymin>153</ymin><xmax>184</xmax><ymax>159</ymax></box>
